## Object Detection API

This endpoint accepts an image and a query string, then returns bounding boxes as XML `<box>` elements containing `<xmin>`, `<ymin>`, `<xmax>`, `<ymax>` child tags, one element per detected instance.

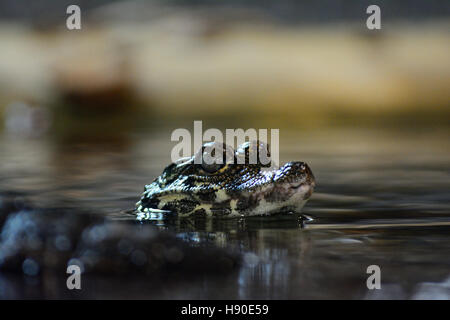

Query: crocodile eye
<box><xmin>194</xmin><ymin>142</ymin><xmax>234</xmax><ymax>173</ymax></box>
<box><xmin>201</xmin><ymin>161</ymin><xmax>225</xmax><ymax>173</ymax></box>
<box><xmin>236</xmin><ymin>140</ymin><xmax>271</xmax><ymax>166</ymax></box>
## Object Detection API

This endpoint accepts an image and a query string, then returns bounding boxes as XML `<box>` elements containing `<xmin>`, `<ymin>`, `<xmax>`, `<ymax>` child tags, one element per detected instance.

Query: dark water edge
<box><xmin>0</xmin><ymin>123</ymin><xmax>449</xmax><ymax>299</ymax></box>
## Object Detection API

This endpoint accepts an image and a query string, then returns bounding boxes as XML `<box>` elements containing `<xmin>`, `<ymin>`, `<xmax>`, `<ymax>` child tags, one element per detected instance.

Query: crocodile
<box><xmin>136</xmin><ymin>141</ymin><xmax>315</xmax><ymax>219</ymax></box>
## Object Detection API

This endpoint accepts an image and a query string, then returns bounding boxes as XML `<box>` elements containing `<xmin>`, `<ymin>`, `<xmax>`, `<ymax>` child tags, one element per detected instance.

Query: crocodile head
<box><xmin>135</xmin><ymin>141</ymin><xmax>315</xmax><ymax>219</ymax></box>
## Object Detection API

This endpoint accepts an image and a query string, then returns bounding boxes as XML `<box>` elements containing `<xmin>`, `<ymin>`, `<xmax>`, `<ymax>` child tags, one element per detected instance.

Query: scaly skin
<box><xmin>136</xmin><ymin>141</ymin><xmax>315</xmax><ymax>219</ymax></box>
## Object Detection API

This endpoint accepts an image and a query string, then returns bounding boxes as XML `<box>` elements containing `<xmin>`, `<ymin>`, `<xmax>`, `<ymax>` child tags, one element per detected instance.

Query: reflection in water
<box><xmin>0</xmin><ymin>124</ymin><xmax>449</xmax><ymax>299</ymax></box>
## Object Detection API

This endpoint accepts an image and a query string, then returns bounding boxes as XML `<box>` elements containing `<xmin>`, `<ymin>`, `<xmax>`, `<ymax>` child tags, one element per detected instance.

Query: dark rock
<box><xmin>0</xmin><ymin>196</ymin><xmax>240</xmax><ymax>277</ymax></box>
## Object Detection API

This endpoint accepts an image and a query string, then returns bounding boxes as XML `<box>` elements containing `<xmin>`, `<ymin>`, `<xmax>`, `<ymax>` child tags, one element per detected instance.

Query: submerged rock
<box><xmin>0</xmin><ymin>195</ymin><xmax>240</xmax><ymax>277</ymax></box>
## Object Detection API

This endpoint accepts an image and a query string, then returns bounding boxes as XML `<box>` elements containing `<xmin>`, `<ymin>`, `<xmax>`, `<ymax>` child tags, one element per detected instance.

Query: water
<box><xmin>0</xmin><ymin>119</ymin><xmax>449</xmax><ymax>299</ymax></box>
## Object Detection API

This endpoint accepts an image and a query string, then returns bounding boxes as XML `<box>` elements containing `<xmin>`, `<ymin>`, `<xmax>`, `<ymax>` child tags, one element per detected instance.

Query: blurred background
<box><xmin>0</xmin><ymin>0</ymin><xmax>449</xmax><ymax>299</ymax></box>
<box><xmin>0</xmin><ymin>0</ymin><xmax>449</xmax><ymax>128</ymax></box>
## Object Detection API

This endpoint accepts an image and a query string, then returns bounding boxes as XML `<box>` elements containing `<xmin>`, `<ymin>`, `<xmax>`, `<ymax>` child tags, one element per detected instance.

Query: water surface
<box><xmin>0</xmin><ymin>122</ymin><xmax>449</xmax><ymax>299</ymax></box>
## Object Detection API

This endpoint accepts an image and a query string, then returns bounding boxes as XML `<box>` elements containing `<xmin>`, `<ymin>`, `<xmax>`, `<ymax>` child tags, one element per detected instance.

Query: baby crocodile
<box><xmin>136</xmin><ymin>141</ymin><xmax>315</xmax><ymax>219</ymax></box>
